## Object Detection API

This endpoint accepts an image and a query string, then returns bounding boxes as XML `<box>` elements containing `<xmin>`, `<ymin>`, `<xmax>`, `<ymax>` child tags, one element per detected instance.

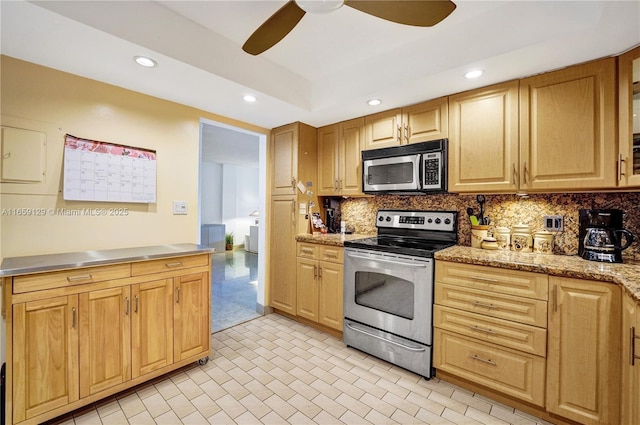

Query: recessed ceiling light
<box><xmin>464</xmin><ymin>69</ymin><xmax>484</xmax><ymax>79</ymax></box>
<box><xmin>296</xmin><ymin>0</ymin><xmax>344</xmax><ymax>13</ymax></box>
<box><xmin>134</xmin><ymin>56</ymin><xmax>157</xmax><ymax>68</ymax></box>
<box><xmin>243</xmin><ymin>95</ymin><xmax>257</xmax><ymax>103</ymax></box>
<box><xmin>367</xmin><ymin>99</ymin><xmax>382</xmax><ymax>106</ymax></box>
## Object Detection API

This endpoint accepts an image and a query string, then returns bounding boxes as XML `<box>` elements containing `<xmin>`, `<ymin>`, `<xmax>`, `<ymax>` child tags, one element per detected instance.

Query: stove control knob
<box><xmin>435</xmin><ymin>218</ymin><xmax>441</xmax><ymax>224</ymax></box>
<box><xmin>427</xmin><ymin>218</ymin><xmax>433</xmax><ymax>223</ymax></box>
<box><xmin>386</xmin><ymin>216</ymin><xmax>392</xmax><ymax>222</ymax></box>
<box><xmin>378</xmin><ymin>216</ymin><xmax>384</xmax><ymax>222</ymax></box>
<box><xmin>444</xmin><ymin>218</ymin><xmax>451</xmax><ymax>225</ymax></box>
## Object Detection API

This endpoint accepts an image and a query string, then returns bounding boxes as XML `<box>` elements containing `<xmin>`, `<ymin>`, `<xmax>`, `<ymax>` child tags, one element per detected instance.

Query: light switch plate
<box><xmin>173</xmin><ymin>201</ymin><xmax>188</xmax><ymax>215</ymax></box>
<box><xmin>543</xmin><ymin>215</ymin><xmax>564</xmax><ymax>232</ymax></box>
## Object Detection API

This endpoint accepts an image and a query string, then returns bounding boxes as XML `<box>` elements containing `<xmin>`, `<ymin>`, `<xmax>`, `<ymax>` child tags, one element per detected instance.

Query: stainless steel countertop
<box><xmin>0</xmin><ymin>243</ymin><xmax>215</xmax><ymax>277</ymax></box>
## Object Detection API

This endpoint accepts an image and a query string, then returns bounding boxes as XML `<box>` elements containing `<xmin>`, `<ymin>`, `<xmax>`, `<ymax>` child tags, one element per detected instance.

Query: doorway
<box><xmin>198</xmin><ymin>119</ymin><xmax>267</xmax><ymax>332</ymax></box>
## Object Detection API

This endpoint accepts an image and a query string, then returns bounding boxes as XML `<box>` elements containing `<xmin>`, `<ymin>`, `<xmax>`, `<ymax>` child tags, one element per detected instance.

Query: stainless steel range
<box><xmin>343</xmin><ymin>209</ymin><xmax>458</xmax><ymax>378</ymax></box>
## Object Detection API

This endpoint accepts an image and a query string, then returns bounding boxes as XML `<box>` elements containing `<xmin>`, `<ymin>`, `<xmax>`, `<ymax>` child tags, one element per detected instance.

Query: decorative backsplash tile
<box><xmin>338</xmin><ymin>192</ymin><xmax>640</xmax><ymax>261</ymax></box>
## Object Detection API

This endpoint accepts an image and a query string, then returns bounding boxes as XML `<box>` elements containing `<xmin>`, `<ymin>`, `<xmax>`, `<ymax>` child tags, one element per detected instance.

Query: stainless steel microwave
<box><xmin>362</xmin><ymin>139</ymin><xmax>448</xmax><ymax>194</ymax></box>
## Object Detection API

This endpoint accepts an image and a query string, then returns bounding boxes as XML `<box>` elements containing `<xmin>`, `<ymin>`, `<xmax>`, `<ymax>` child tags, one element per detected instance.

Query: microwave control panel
<box><xmin>423</xmin><ymin>152</ymin><xmax>442</xmax><ymax>189</ymax></box>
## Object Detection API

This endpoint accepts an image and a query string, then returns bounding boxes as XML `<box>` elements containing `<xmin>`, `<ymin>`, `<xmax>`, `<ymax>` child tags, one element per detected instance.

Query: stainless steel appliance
<box><xmin>343</xmin><ymin>209</ymin><xmax>458</xmax><ymax>378</ymax></box>
<box><xmin>362</xmin><ymin>139</ymin><xmax>447</xmax><ymax>194</ymax></box>
<box><xmin>579</xmin><ymin>209</ymin><xmax>635</xmax><ymax>263</ymax></box>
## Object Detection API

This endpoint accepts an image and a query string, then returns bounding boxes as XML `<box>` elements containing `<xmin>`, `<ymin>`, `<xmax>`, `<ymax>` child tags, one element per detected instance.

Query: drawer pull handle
<box><xmin>135</xmin><ymin>295</ymin><xmax>139</xmax><ymax>313</ymax></box>
<box><xmin>176</xmin><ymin>287</ymin><xmax>181</xmax><ymax>303</ymax></box>
<box><xmin>325</xmin><ymin>252</ymin><xmax>338</xmax><ymax>258</ymax></box>
<box><xmin>302</xmin><ymin>248</ymin><xmax>314</xmax><ymax>255</ymax></box>
<box><xmin>165</xmin><ymin>262</ymin><xmax>183</xmax><ymax>268</ymax></box>
<box><xmin>471</xmin><ymin>301</ymin><xmax>498</xmax><ymax>309</ymax></box>
<box><xmin>631</xmin><ymin>327</ymin><xmax>640</xmax><ymax>366</ymax></box>
<box><xmin>67</xmin><ymin>274</ymin><xmax>92</xmax><ymax>282</ymax></box>
<box><xmin>470</xmin><ymin>276</ymin><xmax>499</xmax><ymax>283</ymax></box>
<box><xmin>125</xmin><ymin>297</ymin><xmax>130</xmax><ymax>315</ymax></box>
<box><xmin>469</xmin><ymin>354</ymin><xmax>497</xmax><ymax>366</ymax></box>
<box><xmin>72</xmin><ymin>307</ymin><xmax>76</xmax><ymax>328</ymax></box>
<box><xmin>470</xmin><ymin>325</ymin><xmax>496</xmax><ymax>335</ymax></box>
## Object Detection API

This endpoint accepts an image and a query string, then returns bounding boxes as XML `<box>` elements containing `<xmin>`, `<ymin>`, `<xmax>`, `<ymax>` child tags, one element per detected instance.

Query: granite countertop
<box><xmin>0</xmin><ymin>243</ymin><xmax>215</xmax><ymax>277</ymax></box>
<box><xmin>435</xmin><ymin>246</ymin><xmax>640</xmax><ymax>304</ymax></box>
<box><xmin>295</xmin><ymin>233</ymin><xmax>375</xmax><ymax>246</ymax></box>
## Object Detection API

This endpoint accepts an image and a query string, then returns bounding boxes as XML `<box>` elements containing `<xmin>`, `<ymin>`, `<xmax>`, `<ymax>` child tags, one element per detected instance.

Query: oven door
<box><xmin>343</xmin><ymin>248</ymin><xmax>434</xmax><ymax>344</ymax></box>
<box><xmin>362</xmin><ymin>154</ymin><xmax>421</xmax><ymax>193</ymax></box>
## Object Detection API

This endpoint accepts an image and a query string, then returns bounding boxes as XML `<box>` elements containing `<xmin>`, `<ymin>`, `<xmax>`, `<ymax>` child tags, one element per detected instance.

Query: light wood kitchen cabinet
<box><xmin>269</xmin><ymin>196</ymin><xmax>299</xmax><ymax>315</ymax></box>
<box><xmin>296</xmin><ymin>242</ymin><xmax>344</xmax><ymax>331</ymax></box>
<box><xmin>433</xmin><ymin>261</ymin><xmax>548</xmax><ymax>407</ymax></box>
<box><xmin>270</xmin><ymin>122</ymin><xmax>317</xmax><ymax>196</ymax></box>
<box><xmin>621</xmin><ymin>292</ymin><xmax>640</xmax><ymax>425</ymax></box>
<box><xmin>448</xmin><ymin>81</ymin><xmax>520</xmax><ymax>193</ymax></box>
<box><xmin>547</xmin><ymin>276</ymin><xmax>620</xmax><ymax>425</ymax></box>
<box><xmin>3</xmin><ymin>248</ymin><xmax>212</xmax><ymax>425</ymax></box>
<box><xmin>520</xmin><ymin>57</ymin><xmax>617</xmax><ymax>191</ymax></box>
<box><xmin>618</xmin><ymin>45</ymin><xmax>640</xmax><ymax>188</ymax></box>
<box><xmin>317</xmin><ymin>118</ymin><xmax>364</xmax><ymax>196</ymax></box>
<box><xmin>79</xmin><ymin>287</ymin><xmax>131</xmax><ymax>398</ymax></box>
<box><xmin>363</xmin><ymin>97</ymin><xmax>448</xmax><ymax>150</ymax></box>
<box><xmin>12</xmin><ymin>296</ymin><xmax>79</xmax><ymax>423</ymax></box>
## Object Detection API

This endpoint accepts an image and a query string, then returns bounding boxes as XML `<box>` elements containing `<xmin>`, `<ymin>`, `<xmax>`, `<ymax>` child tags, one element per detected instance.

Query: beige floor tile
<box><xmin>390</xmin><ymin>408</ymin><xmax>425</xmax><ymax>424</ymax></box>
<box><xmin>273</xmin><ymin>346</ymin><xmax>296</xmax><ymax>361</ymax></box>
<box><xmin>127</xmin><ymin>410</ymin><xmax>156</xmax><ymax>425</ymax></box>
<box><xmin>397</xmin><ymin>377</ymin><xmax>433</xmax><ymax>399</ymax></box>
<box><xmin>199</xmin><ymin>379</ymin><xmax>228</xmax><ymax>401</ymax></box>
<box><xmin>489</xmin><ymin>405</ymin><xmax>538</xmax><ymax>425</ymax></box>
<box><xmin>117</xmin><ymin>392</ymin><xmax>147</xmax><ymax>419</ymax></box>
<box><xmin>95</xmin><ymin>396</ymin><xmax>122</xmax><ymax>418</ymax></box>
<box><xmin>263</xmin><ymin>394</ymin><xmax>297</xmax><ymax>419</ymax></box>
<box><xmin>135</xmin><ymin>383</ymin><xmax>159</xmax><ymax>401</ymax></box>
<box><xmin>254</xmin><ymin>346</ymin><xmax>278</xmax><ymax>360</ymax></box>
<box><xmin>307</xmin><ymin>346</ymin><xmax>331</xmax><ymax>361</ymax></box>
<box><xmin>514</xmin><ymin>409</ymin><xmax>555</xmax><ymax>425</ymax></box>
<box><xmin>329</xmin><ymin>365</ymin><xmax>359</xmax><ymax>384</ymax></box>
<box><xmin>287</xmin><ymin>393</ymin><xmax>322</xmax><ymax>419</ymax></box>
<box><xmin>205</xmin><ymin>366</ymin><xmax>233</xmax><ymax>385</ymax></box>
<box><xmin>260</xmin><ymin>410</ymin><xmax>289</xmax><ymax>424</ymax></box>
<box><xmin>382</xmin><ymin>391</ymin><xmax>420</xmax><ymax>416</ymax></box>
<box><xmin>349</xmin><ymin>365</ymin><xmax>381</xmax><ymax>384</ymax></box>
<box><xmin>313</xmin><ymin>410</ymin><xmax>345</xmax><ymax>425</ymax></box>
<box><xmin>360</xmin><ymin>393</ymin><xmax>396</xmax><ymax>417</ymax></box>
<box><xmin>185</xmin><ymin>367</ymin><xmax>212</xmax><ymax>385</ymax></box>
<box><xmin>428</xmin><ymin>389</ymin><xmax>469</xmax><ymax>415</ymax></box>
<box><xmin>286</xmin><ymin>411</ymin><xmax>316</xmax><ymax>424</ymax></box>
<box><xmin>181</xmin><ymin>410</ymin><xmax>208</xmax><ymax>425</ymax></box>
<box><xmin>239</xmin><ymin>393</ymin><xmax>272</xmax><ymax>419</ymax></box>
<box><xmin>406</xmin><ymin>391</ymin><xmax>446</xmax><ymax>416</ymax></box>
<box><xmin>73</xmin><ymin>407</ymin><xmax>103</xmax><ymax>425</ymax></box>
<box><xmin>376</xmin><ymin>377</ymin><xmax>410</xmax><ymax>399</ymax></box>
<box><xmin>326</xmin><ymin>355</ymin><xmax>355</xmax><ymax>372</ymax></box>
<box><xmin>154</xmin><ymin>379</ymin><xmax>182</xmax><ymax>401</ymax></box>
<box><xmin>311</xmin><ymin>393</ymin><xmax>348</xmax><ymax>419</ymax></box>
<box><xmin>289</xmin><ymin>366</ymin><xmax>317</xmax><ymax>385</ymax></box>
<box><xmin>100</xmin><ymin>409</ymin><xmax>129</xmax><ymax>425</ymax></box>
<box><xmin>214</xmin><ymin>393</ymin><xmax>248</xmax><ymax>419</ymax></box>
<box><xmin>153</xmin><ymin>409</ymin><xmax>182</xmax><ymax>425</ymax></box>
<box><xmin>242</xmin><ymin>379</ymin><xmax>274</xmax><ymax>401</ymax></box>
<box><xmin>206</xmin><ymin>410</ymin><xmax>236</xmax><ymax>424</ymax></box>
<box><xmin>332</xmin><ymin>378</ymin><xmax>366</xmax><ymax>400</ymax></box>
<box><xmin>289</xmin><ymin>355</ymin><xmax>315</xmax><ymax>371</ymax></box>
<box><xmin>222</xmin><ymin>379</ymin><xmax>251</xmax><ymax>400</ymax></box>
<box><xmin>266</xmin><ymin>378</ymin><xmax>297</xmax><ymax>401</ymax></box>
<box><xmin>288</xmin><ymin>379</ymin><xmax>320</xmax><ymax>400</ymax></box>
<box><xmin>175</xmin><ymin>378</ymin><xmax>205</xmax><ymax>400</ymax></box>
<box><xmin>140</xmin><ymin>392</ymin><xmax>171</xmax><ymax>418</ymax></box>
<box><xmin>309</xmin><ymin>378</ymin><xmax>342</xmax><ymax>400</ymax></box>
<box><xmin>451</xmin><ymin>390</ymin><xmax>492</xmax><ymax>414</ymax></box>
<box><xmin>232</xmin><ymin>354</ymin><xmax>259</xmax><ymax>372</ymax></box>
<box><xmin>308</xmin><ymin>355</ymin><xmax>334</xmax><ymax>372</ymax></box>
<box><xmin>308</xmin><ymin>366</ymin><xmax>339</xmax><ymax>385</ymax></box>
<box><xmin>168</xmin><ymin>370</ymin><xmax>191</xmax><ymax>385</ymax></box>
<box><xmin>339</xmin><ymin>410</ymin><xmax>373</xmax><ymax>425</ymax></box>
<box><xmin>166</xmin><ymin>393</ymin><xmax>197</xmax><ymax>419</ymax></box>
<box><xmin>233</xmin><ymin>410</ymin><xmax>262</xmax><ymax>424</ymax></box>
<box><xmin>465</xmin><ymin>406</ymin><xmax>511</xmax><ymax>425</ymax></box>
<box><xmin>369</xmin><ymin>365</ymin><xmax>403</xmax><ymax>384</ymax></box>
<box><xmin>441</xmin><ymin>407</ymin><xmax>484</xmax><ymax>425</ymax></box>
<box><xmin>190</xmin><ymin>393</ymin><xmax>222</xmax><ymax>419</ymax></box>
<box><xmin>335</xmin><ymin>393</ymin><xmax>371</xmax><ymax>418</ymax></box>
<box><xmin>415</xmin><ymin>407</ymin><xmax>456</xmax><ymax>424</ymax></box>
<box><xmin>226</xmin><ymin>366</ymin><xmax>253</xmax><ymax>385</ymax></box>
<box><xmin>364</xmin><ymin>408</ymin><xmax>397</xmax><ymax>425</ymax></box>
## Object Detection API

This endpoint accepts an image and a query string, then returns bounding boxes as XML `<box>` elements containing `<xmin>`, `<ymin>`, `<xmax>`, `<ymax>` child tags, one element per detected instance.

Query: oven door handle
<box><xmin>345</xmin><ymin>323</ymin><xmax>426</xmax><ymax>352</ymax></box>
<box><xmin>346</xmin><ymin>252</ymin><xmax>428</xmax><ymax>268</ymax></box>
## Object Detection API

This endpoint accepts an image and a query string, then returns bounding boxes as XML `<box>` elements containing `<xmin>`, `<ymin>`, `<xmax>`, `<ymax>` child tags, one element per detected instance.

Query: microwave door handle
<box><xmin>346</xmin><ymin>252</ymin><xmax>428</xmax><ymax>268</ymax></box>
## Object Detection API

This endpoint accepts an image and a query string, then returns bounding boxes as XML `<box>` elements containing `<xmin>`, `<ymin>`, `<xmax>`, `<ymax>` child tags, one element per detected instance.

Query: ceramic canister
<box><xmin>471</xmin><ymin>225</ymin><xmax>490</xmax><ymax>249</ymax></box>
<box><xmin>494</xmin><ymin>226</ymin><xmax>511</xmax><ymax>250</ymax></box>
<box><xmin>511</xmin><ymin>224</ymin><xmax>533</xmax><ymax>252</ymax></box>
<box><xmin>533</xmin><ymin>229</ymin><xmax>554</xmax><ymax>254</ymax></box>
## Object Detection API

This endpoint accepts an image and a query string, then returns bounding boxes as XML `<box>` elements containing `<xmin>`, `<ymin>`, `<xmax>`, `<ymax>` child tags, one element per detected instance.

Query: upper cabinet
<box><xmin>618</xmin><ymin>45</ymin><xmax>640</xmax><ymax>188</ymax></box>
<box><xmin>520</xmin><ymin>57</ymin><xmax>617</xmax><ymax>192</ymax></box>
<box><xmin>449</xmin><ymin>58</ymin><xmax>617</xmax><ymax>193</ymax></box>
<box><xmin>363</xmin><ymin>97</ymin><xmax>448</xmax><ymax>150</ymax></box>
<box><xmin>271</xmin><ymin>122</ymin><xmax>317</xmax><ymax>196</ymax></box>
<box><xmin>317</xmin><ymin>118</ymin><xmax>365</xmax><ymax>196</ymax></box>
<box><xmin>448</xmin><ymin>81</ymin><xmax>519</xmax><ymax>193</ymax></box>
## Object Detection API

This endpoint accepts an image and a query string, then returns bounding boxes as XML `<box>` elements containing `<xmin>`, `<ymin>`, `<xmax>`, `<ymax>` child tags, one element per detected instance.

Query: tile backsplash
<box><xmin>338</xmin><ymin>192</ymin><xmax>640</xmax><ymax>260</ymax></box>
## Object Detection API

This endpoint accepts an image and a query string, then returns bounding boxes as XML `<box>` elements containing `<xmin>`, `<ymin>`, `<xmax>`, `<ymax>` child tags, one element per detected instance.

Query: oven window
<box><xmin>367</xmin><ymin>162</ymin><xmax>414</xmax><ymax>185</ymax></box>
<box><xmin>354</xmin><ymin>271</ymin><xmax>414</xmax><ymax>320</ymax></box>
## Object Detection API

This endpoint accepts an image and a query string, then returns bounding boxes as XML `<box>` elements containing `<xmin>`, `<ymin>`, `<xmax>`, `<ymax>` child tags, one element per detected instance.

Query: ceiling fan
<box><xmin>242</xmin><ymin>0</ymin><xmax>457</xmax><ymax>55</ymax></box>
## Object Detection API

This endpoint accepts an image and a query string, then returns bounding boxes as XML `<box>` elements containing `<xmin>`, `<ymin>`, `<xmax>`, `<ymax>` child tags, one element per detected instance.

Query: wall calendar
<box><xmin>63</xmin><ymin>134</ymin><xmax>157</xmax><ymax>203</ymax></box>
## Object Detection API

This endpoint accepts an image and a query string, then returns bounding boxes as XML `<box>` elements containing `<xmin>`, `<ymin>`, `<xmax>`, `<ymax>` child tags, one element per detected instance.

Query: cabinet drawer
<box><xmin>433</xmin><ymin>305</ymin><xmax>546</xmax><ymax>356</ymax></box>
<box><xmin>434</xmin><ymin>329</ymin><xmax>545</xmax><ymax>407</ymax></box>
<box><xmin>131</xmin><ymin>254</ymin><xmax>209</xmax><ymax>276</ymax></box>
<box><xmin>13</xmin><ymin>263</ymin><xmax>131</xmax><ymax>293</ymax></box>
<box><xmin>319</xmin><ymin>246</ymin><xmax>343</xmax><ymax>264</ymax></box>
<box><xmin>297</xmin><ymin>243</ymin><xmax>319</xmax><ymax>259</ymax></box>
<box><xmin>435</xmin><ymin>283</ymin><xmax>547</xmax><ymax>327</ymax></box>
<box><xmin>436</xmin><ymin>261</ymin><xmax>548</xmax><ymax>300</ymax></box>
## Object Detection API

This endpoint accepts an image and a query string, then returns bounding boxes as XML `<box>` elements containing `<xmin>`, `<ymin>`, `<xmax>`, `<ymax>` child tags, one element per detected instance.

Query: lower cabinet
<box><xmin>547</xmin><ymin>276</ymin><xmax>620</xmax><ymax>425</ymax></box>
<box><xmin>622</xmin><ymin>292</ymin><xmax>640</xmax><ymax>425</ymax></box>
<box><xmin>6</xmin><ymin>253</ymin><xmax>211</xmax><ymax>425</ymax></box>
<box><xmin>296</xmin><ymin>242</ymin><xmax>344</xmax><ymax>331</ymax></box>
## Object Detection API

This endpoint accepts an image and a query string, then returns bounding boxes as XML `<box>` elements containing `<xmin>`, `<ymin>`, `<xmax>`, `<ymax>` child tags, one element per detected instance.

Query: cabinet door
<box><xmin>269</xmin><ymin>196</ymin><xmax>298</xmax><ymax>314</ymax></box>
<box><xmin>317</xmin><ymin>124</ymin><xmax>340</xmax><ymax>195</ymax></box>
<box><xmin>318</xmin><ymin>261</ymin><xmax>343</xmax><ymax>330</ymax></box>
<box><xmin>79</xmin><ymin>287</ymin><xmax>131</xmax><ymax>398</ymax></box>
<box><xmin>132</xmin><ymin>279</ymin><xmax>174</xmax><ymax>378</ymax></box>
<box><xmin>271</xmin><ymin>123</ymin><xmax>298</xmax><ymax>195</ymax></box>
<box><xmin>621</xmin><ymin>294</ymin><xmax>640</xmax><ymax>425</ymax></box>
<box><xmin>403</xmin><ymin>97</ymin><xmax>448</xmax><ymax>144</ymax></box>
<box><xmin>448</xmin><ymin>81</ymin><xmax>519</xmax><ymax>193</ymax></box>
<box><xmin>618</xmin><ymin>46</ymin><xmax>640</xmax><ymax>187</ymax></box>
<box><xmin>363</xmin><ymin>109</ymin><xmax>402</xmax><ymax>150</ymax></box>
<box><xmin>520</xmin><ymin>58</ymin><xmax>616</xmax><ymax>191</ymax></box>
<box><xmin>340</xmin><ymin>117</ymin><xmax>364</xmax><ymax>196</ymax></box>
<box><xmin>174</xmin><ymin>272</ymin><xmax>210</xmax><ymax>361</ymax></box>
<box><xmin>296</xmin><ymin>257</ymin><xmax>318</xmax><ymax>322</ymax></box>
<box><xmin>12</xmin><ymin>296</ymin><xmax>79</xmax><ymax>423</ymax></box>
<box><xmin>547</xmin><ymin>277</ymin><xmax>620</xmax><ymax>425</ymax></box>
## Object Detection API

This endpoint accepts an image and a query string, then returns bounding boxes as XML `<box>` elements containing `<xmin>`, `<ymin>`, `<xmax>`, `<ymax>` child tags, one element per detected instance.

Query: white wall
<box><xmin>221</xmin><ymin>164</ymin><xmax>259</xmax><ymax>245</ymax></box>
<box><xmin>200</xmin><ymin>162</ymin><xmax>223</xmax><ymax>224</ymax></box>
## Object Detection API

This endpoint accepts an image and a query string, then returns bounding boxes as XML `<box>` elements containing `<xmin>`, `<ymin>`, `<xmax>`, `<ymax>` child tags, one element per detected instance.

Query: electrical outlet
<box><xmin>173</xmin><ymin>201</ymin><xmax>188</xmax><ymax>215</ymax></box>
<box><xmin>543</xmin><ymin>215</ymin><xmax>564</xmax><ymax>232</ymax></box>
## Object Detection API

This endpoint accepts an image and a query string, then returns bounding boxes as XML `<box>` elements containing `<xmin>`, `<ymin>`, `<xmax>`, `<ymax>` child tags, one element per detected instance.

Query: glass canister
<box><xmin>511</xmin><ymin>224</ymin><xmax>533</xmax><ymax>252</ymax></box>
<box><xmin>533</xmin><ymin>229</ymin><xmax>554</xmax><ymax>254</ymax></box>
<box><xmin>494</xmin><ymin>227</ymin><xmax>511</xmax><ymax>250</ymax></box>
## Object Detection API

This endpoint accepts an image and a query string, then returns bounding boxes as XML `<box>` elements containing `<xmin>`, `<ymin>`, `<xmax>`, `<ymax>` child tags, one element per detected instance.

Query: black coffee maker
<box><xmin>579</xmin><ymin>209</ymin><xmax>634</xmax><ymax>263</ymax></box>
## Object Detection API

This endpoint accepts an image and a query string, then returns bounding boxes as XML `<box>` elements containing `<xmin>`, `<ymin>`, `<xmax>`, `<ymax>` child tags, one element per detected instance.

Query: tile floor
<box><xmin>211</xmin><ymin>249</ymin><xmax>261</xmax><ymax>332</ymax></box>
<box><xmin>50</xmin><ymin>314</ymin><xmax>551</xmax><ymax>425</ymax></box>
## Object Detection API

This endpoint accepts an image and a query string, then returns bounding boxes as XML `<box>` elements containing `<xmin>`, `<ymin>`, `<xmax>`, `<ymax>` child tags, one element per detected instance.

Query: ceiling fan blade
<box><xmin>242</xmin><ymin>1</ymin><xmax>306</xmax><ymax>55</ymax></box>
<box><xmin>345</xmin><ymin>0</ymin><xmax>456</xmax><ymax>27</ymax></box>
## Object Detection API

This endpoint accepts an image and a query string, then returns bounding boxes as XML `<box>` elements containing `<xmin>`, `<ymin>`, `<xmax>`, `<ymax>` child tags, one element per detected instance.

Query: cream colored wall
<box><xmin>0</xmin><ymin>56</ymin><xmax>268</xmax><ymax>258</ymax></box>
